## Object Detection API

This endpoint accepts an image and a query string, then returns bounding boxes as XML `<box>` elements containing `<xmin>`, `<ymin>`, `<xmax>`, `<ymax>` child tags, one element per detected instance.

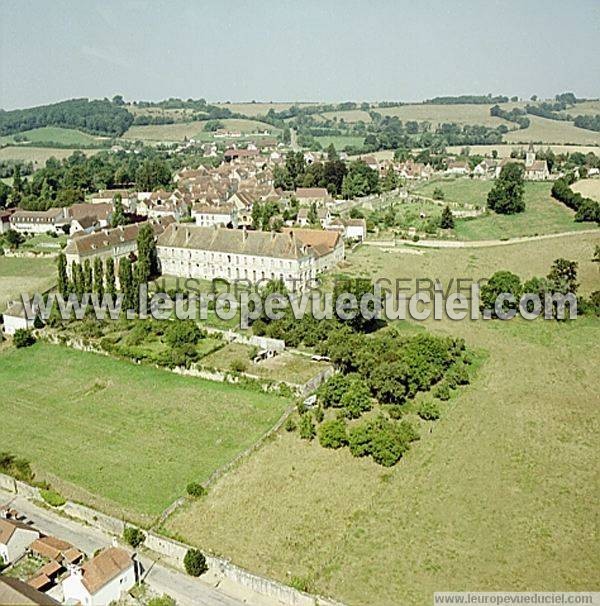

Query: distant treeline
<box><xmin>0</xmin><ymin>98</ymin><xmax>134</xmax><ymax>137</ymax></box>
<box><xmin>573</xmin><ymin>115</ymin><xmax>600</xmax><ymax>132</ymax></box>
<box><xmin>423</xmin><ymin>94</ymin><xmax>510</xmax><ymax>105</ymax></box>
<box><xmin>132</xmin><ymin>97</ymin><xmax>242</xmax><ymax>120</ymax></box>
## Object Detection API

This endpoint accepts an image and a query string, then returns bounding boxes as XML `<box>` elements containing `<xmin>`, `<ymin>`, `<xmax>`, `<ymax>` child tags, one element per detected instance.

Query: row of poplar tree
<box><xmin>56</xmin><ymin>223</ymin><xmax>159</xmax><ymax>311</ymax></box>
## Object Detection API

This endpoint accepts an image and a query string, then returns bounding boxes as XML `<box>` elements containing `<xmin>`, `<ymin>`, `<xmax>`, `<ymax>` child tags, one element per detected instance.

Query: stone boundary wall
<box><xmin>62</xmin><ymin>501</ymin><xmax>126</xmax><ymax>535</ymax></box>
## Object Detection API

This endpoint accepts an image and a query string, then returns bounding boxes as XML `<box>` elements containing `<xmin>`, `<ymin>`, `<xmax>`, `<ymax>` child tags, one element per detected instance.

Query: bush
<box><xmin>13</xmin><ymin>329</ymin><xmax>36</xmax><ymax>348</ymax></box>
<box><xmin>445</xmin><ymin>364</ymin><xmax>470</xmax><ymax>388</ymax></box>
<box><xmin>298</xmin><ymin>413</ymin><xmax>316</xmax><ymax>440</ymax></box>
<box><xmin>313</xmin><ymin>406</ymin><xmax>324</xmax><ymax>423</ymax></box>
<box><xmin>339</xmin><ymin>380</ymin><xmax>372</xmax><ymax>419</ymax></box>
<box><xmin>418</xmin><ymin>400</ymin><xmax>441</xmax><ymax>421</ymax></box>
<box><xmin>40</xmin><ymin>489</ymin><xmax>66</xmax><ymax>508</ymax></box>
<box><xmin>284</xmin><ymin>417</ymin><xmax>297</xmax><ymax>432</ymax></box>
<box><xmin>147</xmin><ymin>596</ymin><xmax>177</xmax><ymax>606</ymax></box>
<box><xmin>432</xmin><ymin>383</ymin><xmax>451</xmax><ymax>401</ymax></box>
<box><xmin>0</xmin><ymin>452</ymin><xmax>34</xmax><ymax>483</ymax></box>
<box><xmin>230</xmin><ymin>358</ymin><xmax>247</xmax><ymax>373</ymax></box>
<box><xmin>123</xmin><ymin>526</ymin><xmax>145</xmax><ymax>548</ymax></box>
<box><xmin>386</xmin><ymin>405</ymin><xmax>404</xmax><ymax>420</ymax></box>
<box><xmin>164</xmin><ymin>320</ymin><xmax>203</xmax><ymax>348</ymax></box>
<box><xmin>186</xmin><ymin>482</ymin><xmax>207</xmax><ymax>498</ymax></box>
<box><xmin>318</xmin><ymin>419</ymin><xmax>348</xmax><ymax>449</ymax></box>
<box><xmin>184</xmin><ymin>549</ymin><xmax>207</xmax><ymax>576</ymax></box>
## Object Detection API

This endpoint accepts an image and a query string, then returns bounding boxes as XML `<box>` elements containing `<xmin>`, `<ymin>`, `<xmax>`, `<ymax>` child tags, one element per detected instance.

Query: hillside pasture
<box><xmin>318</xmin><ymin>110</ymin><xmax>372</xmax><ymax>123</ymax></box>
<box><xmin>0</xmin><ymin>343</ymin><xmax>290</xmax><ymax>524</ymax></box>
<box><xmin>0</xmin><ymin>127</ymin><xmax>109</xmax><ymax>147</ymax></box>
<box><xmin>165</xmin><ymin>234</ymin><xmax>600</xmax><ymax>606</ymax></box>
<box><xmin>564</xmin><ymin>100</ymin><xmax>600</xmax><ymax>117</ymax></box>
<box><xmin>314</xmin><ymin>135</ymin><xmax>365</xmax><ymax>150</ymax></box>
<box><xmin>504</xmin><ymin>116</ymin><xmax>600</xmax><ymax>145</ymax></box>
<box><xmin>214</xmin><ymin>102</ymin><xmax>319</xmax><ymax>117</ymax></box>
<box><xmin>0</xmin><ymin>146</ymin><xmax>100</xmax><ymax>166</ymax></box>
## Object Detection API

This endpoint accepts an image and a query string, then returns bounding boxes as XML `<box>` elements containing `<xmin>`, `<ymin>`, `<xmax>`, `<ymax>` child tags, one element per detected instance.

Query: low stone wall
<box><xmin>62</xmin><ymin>501</ymin><xmax>126</xmax><ymax>536</ymax></box>
<box><xmin>0</xmin><ymin>472</ymin><xmax>16</xmax><ymax>493</ymax></box>
<box><xmin>299</xmin><ymin>366</ymin><xmax>336</xmax><ymax>397</ymax></box>
<box><xmin>147</xmin><ymin>532</ymin><xmax>346</xmax><ymax>606</ymax></box>
<box><xmin>15</xmin><ymin>480</ymin><xmax>41</xmax><ymax>500</ymax></box>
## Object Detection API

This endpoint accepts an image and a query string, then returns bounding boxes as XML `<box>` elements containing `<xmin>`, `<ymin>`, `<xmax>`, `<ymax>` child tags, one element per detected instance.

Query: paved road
<box><xmin>0</xmin><ymin>490</ymin><xmax>248</xmax><ymax>606</ymax></box>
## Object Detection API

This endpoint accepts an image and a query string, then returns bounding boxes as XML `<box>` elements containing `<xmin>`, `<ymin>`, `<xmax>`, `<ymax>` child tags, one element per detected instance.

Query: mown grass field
<box><xmin>0</xmin><ymin>343</ymin><xmax>290</xmax><ymax>524</ymax></box>
<box><xmin>318</xmin><ymin>110</ymin><xmax>372</xmax><ymax>123</ymax></box>
<box><xmin>0</xmin><ymin>127</ymin><xmax>107</xmax><ymax>147</ymax></box>
<box><xmin>214</xmin><ymin>102</ymin><xmax>318</xmax><ymax>117</ymax></box>
<box><xmin>505</xmin><ymin>116</ymin><xmax>600</xmax><ymax>145</ymax></box>
<box><xmin>165</xmin><ymin>233</ymin><xmax>600</xmax><ymax>605</ymax></box>
<box><xmin>314</xmin><ymin>135</ymin><xmax>365</xmax><ymax>149</ymax></box>
<box><xmin>571</xmin><ymin>178</ymin><xmax>600</xmax><ymax>202</ymax></box>
<box><xmin>0</xmin><ymin>255</ymin><xmax>57</xmax><ymax>311</ymax></box>
<box><xmin>414</xmin><ymin>180</ymin><xmax>593</xmax><ymax>240</ymax></box>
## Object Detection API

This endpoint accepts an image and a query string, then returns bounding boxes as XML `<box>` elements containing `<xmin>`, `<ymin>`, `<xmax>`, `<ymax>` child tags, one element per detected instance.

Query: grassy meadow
<box><xmin>0</xmin><ymin>255</ymin><xmax>57</xmax><ymax>311</ymax></box>
<box><xmin>314</xmin><ymin>135</ymin><xmax>365</xmax><ymax>149</ymax></box>
<box><xmin>0</xmin><ymin>343</ymin><xmax>290</xmax><ymax>524</ymax></box>
<box><xmin>0</xmin><ymin>127</ymin><xmax>108</xmax><ymax>147</ymax></box>
<box><xmin>165</xmin><ymin>232</ymin><xmax>600</xmax><ymax>605</ymax></box>
<box><xmin>0</xmin><ymin>146</ymin><xmax>100</xmax><ymax>165</ymax></box>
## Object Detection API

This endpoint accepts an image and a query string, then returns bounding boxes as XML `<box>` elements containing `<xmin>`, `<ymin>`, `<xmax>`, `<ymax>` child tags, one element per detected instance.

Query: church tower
<box><xmin>525</xmin><ymin>143</ymin><xmax>536</xmax><ymax>167</ymax></box>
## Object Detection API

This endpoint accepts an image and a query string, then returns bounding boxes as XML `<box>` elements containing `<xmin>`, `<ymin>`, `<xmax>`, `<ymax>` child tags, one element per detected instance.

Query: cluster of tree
<box><xmin>0</xmin><ymin>159</ymin><xmax>33</xmax><ymax>179</ymax></box>
<box><xmin>423</xmin><ymin>94</ymin><xmax>510</xmax><ymax>105</ymax></box>
<box><xmin>487</xmin><ymin>162</ymin><xmax>525</xmax><ymax>214</ymax></box>
<box><xmin>573</xmin><ymin>114</ymin><xmax>600</xmax><ymax>132</ymax></box>
<box><xmin>203</xmin><ymin>119</ymin><xmax>224</xmax><ymax>132</ymax></box>
<box><xmin>133</xmin><ymin>97</ymin><xmax>241</xmax><ymax>120</ymax></box>
<box><xmin>1</xmin><ymin>150</ymin><xmax>172</xmax><ymax>211</ymax></box>
<box><xmin>551</xmin><ymin>175</ymin><xmax>600</xmax><ymax>223</ymax></box>
<box><xmin>132</xmin><ymin>115</ymin><xmax>176</xmax><ymax>126</ymax></box>
<box><xmin>0</xmin><ymin>98</ymin><xmax>134</xmax><ymax>137</ymax></box>
<box><xmin>490</xmin><ymin>105</ymin><xmax>530</xmax><ymax>129</ymax></box>
<box><xmin>251</xmin><ymin>200</ymin><xmax>285</xmax><ymax>231</ymax></box>
<box><xmin>524</xmin><ymin>102</ymin><xmax>571</xmax><ymax>121</ymax></box>
<box><xmin>273</xmin><ymin>147</ymin><xmax>347</xmax><ymax>195</ymax></box>
<box><xmin>341</xmin><ymin>160</ymin><xmax>380</xmax><ymax>198</ymax></box>
<box><xmin>480</xmin><ymin>258</ymin><xmax>599</xmax><ymax>318</ymax></box>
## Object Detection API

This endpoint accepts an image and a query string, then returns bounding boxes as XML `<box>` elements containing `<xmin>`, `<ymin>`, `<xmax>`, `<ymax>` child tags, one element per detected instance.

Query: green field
<box><xmin>0</xmin><ymin>255</ymin><xmax>57</xmax><ymax>311</ymax></box>
<box><xmin>414</xmin><ymin>180</ymin><xmax>593</xmax><ymax>240</ymax></box>
<box><xmin>165</xmin><ymin>233</ymin><xmax>600</xmax><ymax>605</ymax></box>
<box><xmin>314</xmin><ymin>135</ymin><xmax>365</xmax><ymax>149</ymax></box>
<box><xmin>0</xmin><ymin>343</ymin><xmax>290</xmax><ymax>524</ymax></box>
<box><xmin>571</xmin><ymin>178</ymin><xmax>600</xmax><ymax>202</ymax></box>
<box><xmin>0</xmin><ymin>146</ymin><xmax>100</xmax><ymax>166</ymax></box>
<box><xmin>445</xmin><ymin>144</ymin><xmax>600</xmax><ymax>158</ymax></box>
<box><xmin>0</xmin><ymin>127</ymin><xmax>108</xmax><ymax>147</ymax></box>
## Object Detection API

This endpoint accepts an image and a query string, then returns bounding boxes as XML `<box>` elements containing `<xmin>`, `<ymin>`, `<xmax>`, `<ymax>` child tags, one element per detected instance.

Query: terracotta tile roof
<box><xmin>80</xmin><ymin>547</ymin><xmax>133</xmax><ymax>595</ymax></box>
<box><xmin>30</xmin><ymin>536</ymin><xmax>72</xmax><ymax>560</ymax></box>
<box><xmin>27</xmin><ymin>574</ymin><xmax>52</xmax><ymax>591</ymax></box>
<box><xmin>63</xmin><ymin>548</ymin><xmax>84</xmax><ymax>564</ymax></box>
<box><xmin>0</xmin><ymin>576</ymin><xmax>60</xmax><ymax>605</ymax></box>
<box><xmin>282</xmin><ymin>228</ymin><xmax>341</xmax><ymax>257</ymax></box>
<box><xmin>38</xmin><ymin>560</ymin><xmax>63</xmax><ymax>578</ymax></box>
<box><xmin>192</xmin><ymin>204</ymin><xmax>235</xmax><ymax>214</ymax></box>
<box><xmin>64</xmin><ymin>217</ymin><xmax>174</xmax><ymax>256</ymax></box>
<box><xmin>0</xmin><ymin>519</ymin><xmax>38</xmax><ymax>545</ymax></box>
<box><xmin>68</xmin><ymin>203</ymin><xmax>112</xmax><ymax>222</ymax></box>
<box><xmin>10</xmin><ymin>209</ymin><xmax>65</xmax><ymax>223</ymax></box>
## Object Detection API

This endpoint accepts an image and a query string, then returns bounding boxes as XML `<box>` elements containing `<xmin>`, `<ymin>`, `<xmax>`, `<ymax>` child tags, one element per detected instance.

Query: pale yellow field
<box><xmin>505</xmin><ymin>116</ymin><xmax>600</xmax><ymax>145</ymax></box>
<box><xmin>375</xmin><ymin>103</ymin><xmax>518</xmax><ymax>127</ymax></box>
<box><xmin>319</xmin><ymin>109</ymin><xmax>372</xmax><ymax>123</ymax></box>
<box><xmin>213</xmin><ymin>102</ymin><xmax>318</xmax><ymax>117</ymax></box>
<box><xmin>0</xmin><ymin>146</ymin><xmax>100</xmax><ymax>166</ymax></box>
<box><xmin>571</xmin><ymin>178</ymin><xmax>600</xmax><ymax>202</ymax></box>
<box><xmin>566</xmin><ymin>100</ymin><xmax>600</xmax><ymax>117</ymax></box>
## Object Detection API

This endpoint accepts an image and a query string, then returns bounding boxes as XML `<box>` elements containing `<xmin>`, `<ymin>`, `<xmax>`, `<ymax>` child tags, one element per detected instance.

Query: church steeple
<box><xmin>525</xmin><ymin>142</ymin><xmax>536</xmax><ymax>167</ymax></box>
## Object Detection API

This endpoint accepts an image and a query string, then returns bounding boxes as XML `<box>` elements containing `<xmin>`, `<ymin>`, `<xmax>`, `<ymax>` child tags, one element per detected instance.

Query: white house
<box><xmin>326</xmin><ymin>217</ymin><xmax>367</xmax><ymax>241</ymax></box>
<box><xmin>445</xmin><ymin>160</ymin><xmax>470</xmax><ymax>176</ymax></box>
<box><xmin>9</xmin><ymin>209</ymin><xmax>69</xmax><ymax>234</ymax></box>
<box><xmin>157</xmin><ymin>224</ymin><xmax>344</xmax><ymax>292</ymax></box>
<box><xmin>0</xmin><ymin>518</ymin><xmax>40</xmax><ymax>565</ymax></box>
<box><xmin>192</xmin><ymin>203</ymin><xmax>237</xmax><ymax>228</ymax></box>
<box><xmin>297</xmin><ymin>206</ymin><xmax>331</xmax><ymax>228</ymax></box>
<box><xmin>62</xmin><ymin>547</ymin><xmax>136</xmax><ymax>606</ymax></box>
<box><xmin>2</xmin><ymin>300</ymin><xmax>35</xmax><ymax>335</ymax></box>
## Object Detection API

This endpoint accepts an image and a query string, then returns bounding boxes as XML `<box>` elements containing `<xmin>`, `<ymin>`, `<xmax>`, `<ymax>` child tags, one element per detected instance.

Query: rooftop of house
<box><xmin>0</xmin><ymin>575</ymin><xmax>60</xmax><ymax>605</ymax></box>
<box><xmin>78</xmin><ymin>547</ymin><xmax>133</xmax><ymax>595</ymax></box>
<box><xmin>30</xmin><ymin>536</ymin><xmax>73</xmax><ymax>561</ymax></box>
<box><xmin>10</xmin><ymin>208</ymin><xmax>65</xmax><ymax>222</ymax></box>
<box><xmin>294</xmin><ymin>187</ymin><xmax>331</xmax><ymax>199</ymax></box>
<box><xmin>68</xmin><ymin>203</ymin><xmax>112</xmax><ymax>222</ymax></box>
<box><xmin>0</xmin><ymin>518</ymin><xmax>38</xmax><ymax>545</ymax></box>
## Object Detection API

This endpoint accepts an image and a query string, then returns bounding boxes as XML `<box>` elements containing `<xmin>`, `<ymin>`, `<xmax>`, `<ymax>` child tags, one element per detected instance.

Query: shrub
<box><xmin>147</xmin><ymin>596</ymin><xmax>176</xmax><ymax>606</ymax></box>
<box><xmin>418</xmin><ymin>400</ymin><xmax>441</xmax><ymax>421</ymax></box>
<box><xmin>123</xmin><ymin>526</ymin><xmax>145</xmax><ymax>548</ymax></box>
<box><xmin>432</xmin><ymin>187</ymin><xmax>445</xmax><ymax>200</ymax></box>
<box><xmin>40</xmin><ymin>489</ymin><xmax>66</xmax><ymax>508</ymax></box>
<box><xmin>284</xmin><ymin>417</ymin><xmax>297</xmax><ymax>432</ymax></box>
<box><xmin>313</xmin><ymin>406</ymin><xmax>324</xmax><ymax>423</ymax></box>
<box><xmin>33</xmin><ymin>315</ymin><xmax>45</xmax><ymax>329</ymax></box>
<box><xmin>386</xmin><ymin>405</ymin><xmax>404</xmax><ymax>420</ymax></box>
<box><xmin>298</xmin><ymin>413</ymin><xmax>316</xmax><ymax>440</ymax></box>
<box><xmin>164</xmin><ymin>320</ymin><xmax>203</xmax><ymax>348</ymax></box>
<box><xmin>230</xmin><ymin>358</ymin><xmax>247</xmax><ymax>373</ymax></box>
<box><xmin>0</xmin><ymin>452</ymin><xmax>34</xmax><ymax>483</ymax></box>
<box><xmin>13</xmin><ymin>329</ymin><xmax>36</xmax><ymax>348</ymax></box>
<box><xmin>167</xmin><ymin>344</ymin><xmax>198</xmax><ymax>369</ymax></box>
<box><xmin>445</xmin><ymin>364</ymin><xmax>470</xmax><ymax>388</ymax></box>
<box><xmin>318</xmin><ymin>419</ymin><xmax>348</xmax><ymax>449</ymax></box>
<box><xmin>184</xmin><ymin>549</ymin><xmax>207</xmax><ymax>576</ymax></box>
<box><xmin>339</xmin><ymin>380</ymin><xmax>372</xmax><ymax>419</ymax></box>
<box><xmin>432</xmin><ymin>383</ymin><xmax>451</xmax><ymax>401</ymax></box>
<box><xmin>186</xmin><ymin>482</ymin><xmax>207</xmax><ymax>498</ymax></box>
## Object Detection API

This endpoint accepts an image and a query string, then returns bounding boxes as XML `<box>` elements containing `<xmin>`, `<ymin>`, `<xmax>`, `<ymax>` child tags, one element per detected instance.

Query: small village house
<box><xmin>0</xmin><ymin>518</ymin><xmax>40</xmax><ymax>565</ymax></box>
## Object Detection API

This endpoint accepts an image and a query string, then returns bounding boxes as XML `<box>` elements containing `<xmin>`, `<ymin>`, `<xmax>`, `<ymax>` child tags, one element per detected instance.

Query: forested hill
<box><xmin>0</xmin><ymin>98</ymin><xmax>134</xmax><ymax>137</ymax></box>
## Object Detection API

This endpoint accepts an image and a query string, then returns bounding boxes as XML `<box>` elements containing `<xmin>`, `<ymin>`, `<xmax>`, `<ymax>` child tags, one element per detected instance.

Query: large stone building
<box><xmin>64</xmin><ymin>217</ymin><xmax>174</xmax><ymax>274</ymax></box>
<box><xmin>156</xmin><ymin>224</ymin><xmax>344</xmax><ymax>291</ymax></box>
